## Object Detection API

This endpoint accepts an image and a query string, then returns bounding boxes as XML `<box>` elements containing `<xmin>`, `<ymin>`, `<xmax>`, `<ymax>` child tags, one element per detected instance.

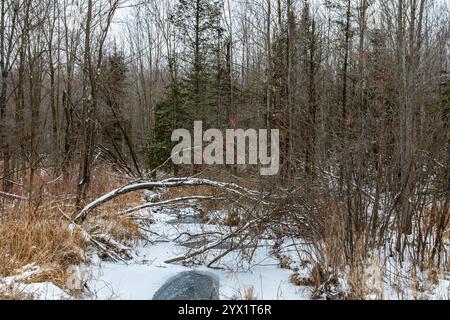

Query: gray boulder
<box><xmin>152</xmin><ymin>271</ymin><xmax>220</xmax><ymax>300</ymax></box>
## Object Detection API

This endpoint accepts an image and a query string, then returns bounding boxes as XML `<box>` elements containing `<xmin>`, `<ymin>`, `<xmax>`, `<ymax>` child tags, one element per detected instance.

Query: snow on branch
<box><xmin>59</xmin><ymin>208</ymin><xmax>128</xmax><ymax>263</ymax></box>
<box><xmin>122</xmin><ymin>195</ymin><xmax>226</xmax><ymax>216</ymax></box>
<box><xmin>0</xmin><ymin>264</ymin><xmax>53</xmax><ymax>287</ymax></box>
<box><xmin>164</xmin><ymin>214</ymin><xmax>266</xmax><ymax>265</ymax></box>
<box><xmin>75</xmin><ymin>177</ymin><xmax>271</xmax><ymax>222</ymax></box>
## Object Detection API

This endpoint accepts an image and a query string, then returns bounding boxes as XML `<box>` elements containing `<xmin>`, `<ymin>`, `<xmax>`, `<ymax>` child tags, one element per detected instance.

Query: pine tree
<box><xmin>101</xmin><ymin>50</ymin><xmax>129</xmax><ymax>148</ymax></box>
<box><xmin>170</xmin><ymin>0</ymin><xmax>223</xmax><ymax>126</ymax></box>
<box><xmin>148</xmin><ymin>81</ymin><xmax>188</xmax><ymax>172</ymax></box>
<box><xmin>147</xmin><ymin>0</ymin><xmax>224</xmax><ymax>174</ymax></box>
<box><xmin>100</xmin><ymin>50</ymin><xmax>142</xmax><ymax>177</ymax></box>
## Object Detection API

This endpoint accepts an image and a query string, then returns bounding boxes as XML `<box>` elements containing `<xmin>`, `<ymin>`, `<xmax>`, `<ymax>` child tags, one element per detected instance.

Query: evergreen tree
<box><xmin>148</xmin><ymin>0</ymin><xmax>224</xmax><ymax>173</ymax></box>
<box><xmin>170</xmin><ymin>0</ymin><xmax>223</xmax><ymax>126</ymax></box>
<box><xmin>148</xmin><ymin>80</ymin><xmax>188</xmax><ymax>172</ymax></box>
<box><xmin>100</xmin><ymin>50</ymin><xmax>142</xmax><ymax>177</ymax></box>
<box><xmin>101</xmin><ymin>50</ymin><xmax>129</xmax><ymax>148</ymax></box>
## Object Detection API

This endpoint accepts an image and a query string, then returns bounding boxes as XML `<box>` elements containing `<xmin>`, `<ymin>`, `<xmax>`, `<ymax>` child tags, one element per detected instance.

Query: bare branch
<box><xmin>75</xmin><ymin>177</ymin><xmax>270</xmax><ymax>222</ymax></box>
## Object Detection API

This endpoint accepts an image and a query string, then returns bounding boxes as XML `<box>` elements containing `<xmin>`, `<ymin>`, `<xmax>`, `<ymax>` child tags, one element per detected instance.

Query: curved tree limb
<box><xmin>122</xmin><ymin>195</ymin><xmax>226</xmax><ymax>216</ymax></box>
<box><xmin>74</xmin><ymin>177</ymin><xmax>271</xmax><ymax>223</ymax></box>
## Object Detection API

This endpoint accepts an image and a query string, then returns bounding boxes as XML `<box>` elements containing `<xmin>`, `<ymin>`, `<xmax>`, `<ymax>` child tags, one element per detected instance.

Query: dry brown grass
<box><xmin>0</xmin><ymin>205</ymin><xmax>87</xmax><ymax>290</ymax></box>
<box><xmin>0</xmin><ymin>165</ymin><xmax>144</xmax><ymax>298</ymax></box>
<box><xmin>87</xmin><ymin>212</ymin><xmax>143</xmax><ymax>246</ymax></box>
<box><xmin>0</xmin><ymin>285</ymin><xmax>34</xmax><ymax>300</ymax></box>
<box><xmin>241</xmin><ymin>286</ymin><xmax>257</xmax><ymax>300</ymax></box>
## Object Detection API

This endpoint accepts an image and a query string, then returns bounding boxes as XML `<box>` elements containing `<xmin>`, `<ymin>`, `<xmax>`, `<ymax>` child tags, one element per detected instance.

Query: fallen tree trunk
<box><xmin>59</xmin><ymin>208</ymin><xmax>129</xmax><ymax>263</ymax></box>
<box><xmin>122</xmin><ymin>195</ymin><xmax>226</xmax><ymax>216</ymax></box>
<box><xmin>74</xmin><ymin>177</ymin><xmax>271</xmax><ymax>223</ymax></box>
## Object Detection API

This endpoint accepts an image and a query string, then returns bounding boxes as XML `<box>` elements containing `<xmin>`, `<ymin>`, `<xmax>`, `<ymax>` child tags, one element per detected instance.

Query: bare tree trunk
<box><xmin>265</xmin><ymin>0</ymin><xmax>272</xmax><ymax>130</ymax></box>
<box><xmin>76</xmin><ymin>0</ymin><xmax>119</xmax><ymax>208</ymax></box>
<box><xmin>48</xmin><ymin>2</ymin><xmax>60</xmax><ymax>171</ymax></box>
<box><xmin>76</xmin><ymin>0</ymin><xmax>95</xmax><ymax>208</ymax></box>
<box><xmin>0</xmin><ymin>0</ymin><xmax>18</xmax><ymax>195</ymax></box>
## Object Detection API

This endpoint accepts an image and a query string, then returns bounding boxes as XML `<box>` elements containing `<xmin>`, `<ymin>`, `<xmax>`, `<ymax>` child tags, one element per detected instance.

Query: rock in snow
<box><xmin>152</xmin><ymin>271</ymin><xmax>219</xmax><ymax>300</ymax></box>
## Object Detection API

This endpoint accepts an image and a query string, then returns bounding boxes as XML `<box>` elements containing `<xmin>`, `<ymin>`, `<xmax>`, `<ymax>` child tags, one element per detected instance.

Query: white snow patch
<box><xmin>86</xmin><ymin>207</ymin><xmax>308</xmax><ymax>300</ymax></box>
<box><xmin>12</xmin><ymin>282</ymin><xmax>70</xmax><ymax>300</ymax></box>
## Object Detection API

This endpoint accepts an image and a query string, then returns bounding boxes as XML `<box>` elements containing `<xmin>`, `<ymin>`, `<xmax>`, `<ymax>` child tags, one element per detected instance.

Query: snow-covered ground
<box><xmin>0</xmin><ymin>264</ymin><xmax>70</xmax><ymax>300</ymax></box>
<box><xmin>86</xmin><ymin>206</ymin><xmax>310</xmax><ymax>300</ymax></box>
<box><xmin>2</xmin><ymin>192</ymin><xmax>447</xmax><ymax>300</ymax></box>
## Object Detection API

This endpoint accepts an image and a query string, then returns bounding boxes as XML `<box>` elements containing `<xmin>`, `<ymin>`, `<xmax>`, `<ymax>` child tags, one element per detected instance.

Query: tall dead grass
<box><xmin>0</xmin><ymin>204</ymin><xmax>87</xmax><ymax>290</ymax></box>
<box><xmin>0</xmin><ymin>166</ymin><xmax>144</xmax><ymax>298</ymax></box>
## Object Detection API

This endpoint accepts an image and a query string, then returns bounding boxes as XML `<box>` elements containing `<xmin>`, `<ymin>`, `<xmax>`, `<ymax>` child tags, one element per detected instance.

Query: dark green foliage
<box><xmin>148</xmin><ymin>0</ymin><xmax>225</xmax><ymax>171</ymax></box>
<box><xmin>148</xmin><ymin>81</ymin><xmax>189</xmax><ymax>171</ymax></box>
<box><xmin>99</xmin><ymin>51</ymin><xmax>130</xmax><ymax>149</ymax></box>
<box><xmin>170</xmin><ymin>0</ymin><xmax>224</xmax><ymax>125</ymax></box>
